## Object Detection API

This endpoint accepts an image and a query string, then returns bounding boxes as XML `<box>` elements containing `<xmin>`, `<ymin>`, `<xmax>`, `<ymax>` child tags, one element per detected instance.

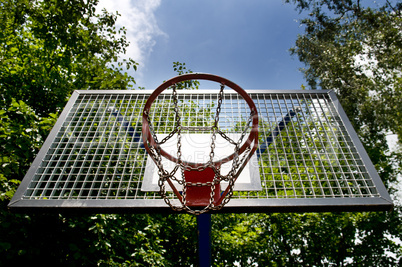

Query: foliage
<box><xmin>0</xmin><ymin>0</ymin><xmax>137</xmax><ymax>116</ymax></box>
<box><xmin>0</xmin><ymin>0</ymin><xmax>139</xmax><ymax>265</ymax></box>
<box><xmin>172</xmin><ymin>61</ymin><xmax>200</xmax><ymax>90</ymax></box>
<box><xmin>286</xmin><ymin>0</ymin><xmax>402</xmax><ymax>151</ymax></box>
<box><xmin>0</xmin><ymin>212</ymin><xmax>172</xmax><ymax>266</ymax></box>
<box><xmin>278</xmin><ymin>0</ymin><xmax>402</xmax><ymax>265</ymax></box>
<box><xmin>284</xmin><ymin>0</ymin><xmax>402</xmax><ymax>183</ymax></box>
<box><xmin>212</xmin><ymin>209</ymin><xmax>402</xmax><ymax>266</ymax></box>
<box><xmin>0</xmin><ymin>99</ymin><xmax>56</xmax><ymax>203</ymax></box>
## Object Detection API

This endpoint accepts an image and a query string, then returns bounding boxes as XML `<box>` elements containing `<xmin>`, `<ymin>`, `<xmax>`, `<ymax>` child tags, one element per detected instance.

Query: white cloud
<box><xmin>96</xmin><ymin>0</ymin><xmax>166</xmax><ymax>67</ymax></box>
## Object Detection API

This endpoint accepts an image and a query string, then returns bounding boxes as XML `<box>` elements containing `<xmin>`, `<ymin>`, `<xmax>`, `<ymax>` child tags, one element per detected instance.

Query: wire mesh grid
<box><xmin>18</xmin><ymin>89</ymin><xmax>382</xmax><ymax>204</ymax></box>
<box><xmin>251</xmin><ymin>92</ymin><xmax>377</xmax><ymax>199</ymax></box>
<box><xmin>25</xmin><ymin>93</ymin><xmax>150</xmax><ymax>200</ymax></box>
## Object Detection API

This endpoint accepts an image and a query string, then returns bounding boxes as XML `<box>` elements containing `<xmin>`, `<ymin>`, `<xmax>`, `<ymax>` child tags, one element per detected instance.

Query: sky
<box><xmin>96</xmin><ymin>0</ymin><xmax>307</xmax><ymax>90</ymax></box>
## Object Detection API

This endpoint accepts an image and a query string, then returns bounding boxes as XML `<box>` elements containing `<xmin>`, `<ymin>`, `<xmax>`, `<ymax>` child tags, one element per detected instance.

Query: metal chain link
<box><xmin>145</xmin><ymin>83</ymin><xmax>257</xmax><ymax>215</ymax></box>
<box><xmin>209</xmin><ymin>84</ymin><xmax>225</xmax><ymax>164</ymax></box>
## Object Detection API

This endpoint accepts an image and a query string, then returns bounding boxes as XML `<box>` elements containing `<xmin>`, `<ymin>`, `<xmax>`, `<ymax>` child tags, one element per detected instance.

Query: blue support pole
<box><xmin>197</xmin><ymin>213</ymin><xmax>212</xmax><ymax>267</ymax></box>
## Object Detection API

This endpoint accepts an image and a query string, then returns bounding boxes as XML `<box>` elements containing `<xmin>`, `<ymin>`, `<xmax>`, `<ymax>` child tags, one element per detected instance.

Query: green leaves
<box><xmin>286</xmin><ymin>0</ymin><xmax>402</xmax><ymax>265</ymax></box>
<box><xmin>173</xmin><ymin>62</ymin><xmax>200</xmax><ymax>90</ymax></box>
<box><xmin>0</xmin><ymin>0</ymin><xmax>137</xmax><ymax>116</ymax></box>
<box><xmin>87</xmin><ymin>214</ymin><xmax>169</xmax><ymax>266</ymax></box>
<box><xmin>0</xmin><ymin>174</ymin><xmax>20</xmax><ymax>202</ymax></box>
<box><xmin>0</xmin><ymin>99</ymin><xmax>42</xmax><ymax>181</ymax></box>
<box><xmin>0</xmin><ymin>1</ymin><xmax>139</xmax><ymax>265</ymax></box>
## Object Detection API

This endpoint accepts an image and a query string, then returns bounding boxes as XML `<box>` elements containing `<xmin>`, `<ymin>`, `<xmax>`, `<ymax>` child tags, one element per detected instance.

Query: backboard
<box><xmin>9</xmin><ymin>87</ymin><xmax>393</xmax><ymax>213</ymax></box>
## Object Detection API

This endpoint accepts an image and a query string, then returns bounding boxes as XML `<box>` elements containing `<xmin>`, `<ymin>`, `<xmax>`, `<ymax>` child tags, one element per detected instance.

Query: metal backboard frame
<box><xmin>9</xmin><ymin>89</ymin><xmax>393</xmax><ymax>213</ymax></box>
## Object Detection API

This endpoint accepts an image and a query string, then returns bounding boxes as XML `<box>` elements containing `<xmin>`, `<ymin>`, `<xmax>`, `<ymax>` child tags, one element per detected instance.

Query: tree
<box><xmin>0</xmin><ymin>0</ymin><xmax>137</xmax><ymax>116</ymax></box>
<box><xmin>286</xmin><ymin>0</ymin><xmax>402</xmax><ymax>156</ymax></box>
<box><xmin>284</xmin><ymin>0</ymin><xmax>402</xmax><ymax>184</ymax></box>
<box><xmin>273</xmin><ymin>0</ymin><xmax>402</xmax><ymax>265</ymax></box>
<box><xmin>0</xmin><ymin>1</ymin><xmax>142</xmax><ymax>265</ymax></box>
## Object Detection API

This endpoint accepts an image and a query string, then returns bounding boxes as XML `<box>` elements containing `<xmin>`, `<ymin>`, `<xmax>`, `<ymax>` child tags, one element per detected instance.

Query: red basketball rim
<box><xmin>142</xmin><ymin>73</ymin><xmax>258</xmax><ymax>168</ymax></box>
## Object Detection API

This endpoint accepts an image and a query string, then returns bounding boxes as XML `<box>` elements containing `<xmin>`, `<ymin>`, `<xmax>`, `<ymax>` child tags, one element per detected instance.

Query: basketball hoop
<box><xmin>142</xmin><ymin>73</ymin><xmax>259</xmax><ymax>214</ymax></box>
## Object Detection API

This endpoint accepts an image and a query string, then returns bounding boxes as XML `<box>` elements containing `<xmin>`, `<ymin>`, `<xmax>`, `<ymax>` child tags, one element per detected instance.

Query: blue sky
<box><xmin>98</xmin><ymin>0</ymin><xmax>306</xmax><ymax>90</ymax></box>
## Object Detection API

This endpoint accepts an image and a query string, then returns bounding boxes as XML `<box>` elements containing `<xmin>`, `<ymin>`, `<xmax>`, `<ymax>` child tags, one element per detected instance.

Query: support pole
<box><xmin>197</xmin><ymin>213</ymin><xmax>212</xmax><ymax>267</ymax></box>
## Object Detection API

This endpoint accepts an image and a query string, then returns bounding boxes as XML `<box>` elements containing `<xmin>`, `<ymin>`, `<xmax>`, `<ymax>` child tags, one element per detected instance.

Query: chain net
<box><xmin>144</xmin><ymin>84</ymin><xmax>256</xmax><ymax>215</ymax></box>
